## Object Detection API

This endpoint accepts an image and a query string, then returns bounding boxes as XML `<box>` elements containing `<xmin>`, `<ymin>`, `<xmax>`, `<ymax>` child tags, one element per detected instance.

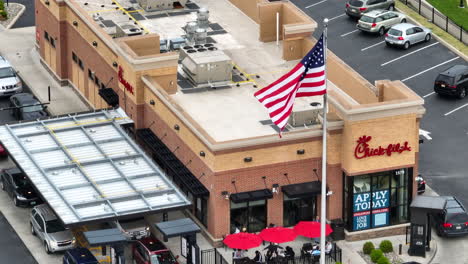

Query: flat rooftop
<box><xmin>0</xmin><ymin>109</ymin><xmax>190</xmax><ymax>225</ymax></box>
<box><xmin>78</xmin><ymin>0</ymin><xmax>325</xmax><ymax>141</ymax></box>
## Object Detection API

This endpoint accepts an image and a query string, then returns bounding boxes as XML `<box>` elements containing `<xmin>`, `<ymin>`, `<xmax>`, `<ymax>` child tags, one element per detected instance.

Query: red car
<box><xmin>0</xmin><ymin>142</ymin><xmax>7</xmax><ymax>158</ymax></box>
<box><xmin>133</xmin><ymin>236</ymin><xmax>178</xmax><ymax>264</ymax></box>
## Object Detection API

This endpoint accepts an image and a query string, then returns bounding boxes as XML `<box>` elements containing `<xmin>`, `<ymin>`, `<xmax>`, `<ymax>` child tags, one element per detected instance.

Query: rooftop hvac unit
<box><xmin>115</xmin><ymin>22</ymin><xmax>143</xmax><ymax>38</ymax></box>
<box><xmin>181</xmin><ymin>49</ymin><xmax>232</xmax><ymax>85</ymax></box>
<box><xmin>194</xmin><ymin>28</ymin><xmax>207</xmax><ymax>45</ymax></box>
<box><xmin>137</xmin><ymin>0</ymin><xmax>188</xmax><ymax>12</ymax></box>
<box><xmin>197</xmin><ymin>8</ymin><xmax>209</xmax><ymax>29</ymax></box>
<box><xmin>169</xmin><ymin>37</ymin><xmax>186</xmax><ymax>50</ymax></box>
<box><xmin>184</xmin><ymin>21</ymin><xmax>198</xmax><ymax>45</ymax></box>
<box><xmin>160</xmin><ymin>39</ymin><xmax>169</xmax><ymax>53</ymax></box>
<box><xmin>288</xmin><ymin>107</ymin><xmax>321</xmax><ymax>127</ymax></box>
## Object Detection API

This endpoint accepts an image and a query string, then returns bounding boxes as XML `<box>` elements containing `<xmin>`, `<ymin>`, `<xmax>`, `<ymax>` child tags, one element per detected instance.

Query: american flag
<box><xmin>254</xmin><ymin>34</ymin><xmax>326</xmax><ymax>133</ymax></box>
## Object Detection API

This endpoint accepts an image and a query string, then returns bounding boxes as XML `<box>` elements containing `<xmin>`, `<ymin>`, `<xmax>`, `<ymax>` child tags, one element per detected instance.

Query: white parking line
<box><xmin>341</xmin><ymin>29</ymin><xmax>359</xmax><ymax>37</ymax></box>
<box><xmin>329</xmin><ymin>14</ymin><xmax>346</xmax><ymax>21</ymax></box>
<box><xmin>444</xmin><ymin>103</ymin><xmax>468</xmax><ymax>116</ymax></box>
<box><xmin>306</xmin><ymin>0</ymin><xmax>327</xmax><ymax>8</ymax></box>
<box><xmin>361</xmin><ymin>41</ymin><xmax>385</xmax><ymax>51</ymax></box>
<box><xmin>380</xmin><ymin>42</ymin><xmax>439</xmax><ymax>66</ymax></box>
<box><xmin>402</xmin><ymin>57</ymin><xmax>460</xmax><ymax>82</ymax></box>
<box><xmin>423</xmin><ymin>92</ymin><xmax>435</xmax><ymax>98</ymax></box>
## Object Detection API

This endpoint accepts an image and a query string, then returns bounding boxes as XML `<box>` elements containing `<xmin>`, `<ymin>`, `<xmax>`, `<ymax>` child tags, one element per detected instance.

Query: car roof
<box><xmin>66</xmin><ymin>248</ymin><xmax>98</xmax><ymax>263</ymax></box>
<box><xmin>34</xmin><ymin>204</ymin><xmax>58</xmax><ymax>221</ymax></box>
<box><xmin>390</xmin><ymin>23</ymin><xmax>418</xmax><ymax>30</ymax></box>
<box><xmin>139</xmin><ymin>236</ymin><xmax>169</xmax><ymax>253</ymax></box>
<box><xmin>0</xmin><ymin>56</ymin><xmax>12</xmax><ymax>69</ymax></box>
<box><xmin>11</xmin><ymin>93</ymin><xmax>39</xmax><ymax>105</ymax></box>
<box><xmin>363</xmin><ymin>9</ymin><xmax>390</xmax><ymax>17</ymax></box>
<box><xmin>439</xmin><ymin>65</ymin><xmax>468</xmax><ymax>76</ymax></box>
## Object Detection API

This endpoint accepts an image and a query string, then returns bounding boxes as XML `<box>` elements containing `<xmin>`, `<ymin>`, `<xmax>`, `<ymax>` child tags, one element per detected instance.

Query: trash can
<box><xmin>330</xmin><ymin>219</ymin><xmax>345</xmax><ymax>241</ymax></box>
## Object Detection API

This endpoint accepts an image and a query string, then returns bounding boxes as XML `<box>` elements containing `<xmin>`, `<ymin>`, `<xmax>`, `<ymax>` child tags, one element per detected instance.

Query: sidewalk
<box><xmin>0</xmin><ymin>27</ymin><xmax>90</xmax><ymax>116</ymax></box>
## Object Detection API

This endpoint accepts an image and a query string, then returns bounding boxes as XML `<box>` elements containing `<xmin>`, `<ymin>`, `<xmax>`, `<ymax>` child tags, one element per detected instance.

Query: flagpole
<box><xmin>319</xmin><ymin>18</ymin><xmax>329</xmax><ymax>264</ymax></box>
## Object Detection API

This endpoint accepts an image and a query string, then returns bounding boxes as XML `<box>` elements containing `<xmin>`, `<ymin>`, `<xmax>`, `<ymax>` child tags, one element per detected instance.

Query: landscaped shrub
<box><xmin>0</xmin><ymin>10</ymin><xmax>7</xmax><ymax>20</ymax></box>
<box><xmin>370</xmin><ymin>249</ymin><xmax>383</xmax><ymax>263</ymax></box>
<box><xmin>363</xmin><ymin>241</ymin><xmax>375</xmax><ymax>255</ymax></box>
<box><xmin>0</xmin><ymin>0</ymin><xmax>4</xmax><ymax>11</ymax></box>
<box><xmin>379</xmin><ymin>240</ymin><xmax>393</xmax><ymax>253</ymax></box>
<box><xmin>377</xmin><ymin>256</ymin><xmax>391</xmax><ymax>264</ymax></box>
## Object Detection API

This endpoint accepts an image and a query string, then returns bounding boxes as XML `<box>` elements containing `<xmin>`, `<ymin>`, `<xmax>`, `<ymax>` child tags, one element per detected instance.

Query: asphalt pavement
<box><xmin>0</xmin><ymin>211</ymin><xmax>37</xmax><ymax>264</ymax></box>
<box><xmin>291</xmin><ymin>0</ymin><xmax>468</xmax><ymax>207</ymax></box>
<box><xmin>7</xmin><ymin>0</ymin><xmax>35</xmax><ymax>28</ymax></box>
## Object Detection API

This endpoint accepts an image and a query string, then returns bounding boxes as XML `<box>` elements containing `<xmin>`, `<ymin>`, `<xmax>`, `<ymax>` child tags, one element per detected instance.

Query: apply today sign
<box><xmin>353</xmin><ymin>190</ymin><xmax>390</xmax><ymax>230</ymax></box>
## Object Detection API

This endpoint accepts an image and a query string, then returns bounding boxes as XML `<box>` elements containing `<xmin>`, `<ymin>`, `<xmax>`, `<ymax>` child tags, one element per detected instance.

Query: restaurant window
<box><xmin>283</xmin><ymin>195</ymin><xmax>316</xmax><ymax>227</ymax></box>
<box><xmin>88</xmin><ymin>69</ymin><xmax>94</xmax><ymax>80</ymax></box>
<box><xmin>230</xmin><ymin>200</ymin><xmax>266</xmax><ymax>233</ymax></box>
<box><xmin>50</xmin><ymin>37</ymin><xmax>55</xmax><ymax>48</ymax></box>
<box><xmin>94</xmin><ymin>76</ymin><xmax>100</xmax><ymax>87</ymax></box>
<box><xmin>345</xmin><ymin>168</ymin><xmax>411</xmax><ymax>231</ymax></box>
<box><xmin>195</xmin><ymin>197</ymin><xmax>207</xmax><ymax>227</ymax></box>
<box><xmin>72</xmin><ymin>52</ymin><xmax>77</xmax><ymax>64</ymax></box>
<box><xmin>78</xmin><ymin>59</ymin><xmax>84</xmax><ymax>70</ymax></box>
<box><xmin>44</xmin><ymin>31</ymin><xmax>49</xmax><ymax>42</ymax></box>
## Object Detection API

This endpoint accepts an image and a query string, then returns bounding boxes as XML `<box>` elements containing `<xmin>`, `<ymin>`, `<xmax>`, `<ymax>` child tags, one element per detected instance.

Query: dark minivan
<box><xmin>63</xmin><ymin>248</ymin><xmax>99</xmax><ymax>264</ymax></box>
<box><xmin>434</xmin><ymin>65</ymin><xmax>468</xmax><ymax>99</ymax></box>
<box><xmin>432</xmin><ymin>196</ymin><xmax>468</xmax><ymax>237</ymax></box>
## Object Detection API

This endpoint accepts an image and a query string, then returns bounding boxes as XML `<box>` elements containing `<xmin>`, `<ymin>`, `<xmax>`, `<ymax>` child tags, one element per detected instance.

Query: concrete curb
<box><xmin>395</xmin><ymin>4</ymin><xmax>468</xmax><ymax>62</ymax></box>
<box><xmin>4</xmin><ymin>3</ymin><xmax>26</xmax><ymax>30</ymax></box>
<box><xmin>427</xmin><ymin>237</ymin><xmax>438</xmax><ymax>264</ymax></box>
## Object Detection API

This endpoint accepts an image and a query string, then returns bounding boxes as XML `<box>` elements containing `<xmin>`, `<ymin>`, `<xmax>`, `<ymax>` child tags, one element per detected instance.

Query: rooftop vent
<box><xmin>197</xmin><ymin>7</ymin><xmax>210</xmax><ymax>29</ymax></box>
<box><xmin>137</xmin><ymin>0</ymin><xmax>188</xmax><ymax>12</ymax></box>
<box><xmin>115</xmin><ymin>22</ymin><xmax>143</xmax><ymax>38</ymax></box>
<box><xmin>194</xmin><ymin>28</ymin><xmax>207</xmax><ymax>45</ymax></box>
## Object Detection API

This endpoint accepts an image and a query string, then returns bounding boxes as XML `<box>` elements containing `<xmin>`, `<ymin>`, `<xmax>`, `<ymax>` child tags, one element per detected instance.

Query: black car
<box><xmin>9</xmin><ymin>93</ymin><xmax>48</xmax><ymax>121</ymax></box>
<box><xmin>432</xmin><ymin>196</ymin><xmax>468</xmax><ymax>237</ymax></box>
<box><xmin>416</xmin><ymin>175</ymin><xmax>425</xmax><ymax>194</ymax></box>
<box><xmin>0</xmin><ymin>168</ymin><xmax>41</xmax><ymax>207</ymax></box>
<box><xmin>434</xmin><ymin>65</ymin><xmax>468</xmax><ymax>99</ymax></box>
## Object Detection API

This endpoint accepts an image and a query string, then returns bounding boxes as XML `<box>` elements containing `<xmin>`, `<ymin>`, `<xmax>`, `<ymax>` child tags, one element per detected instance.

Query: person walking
<box><xmin>254</xmin><ymin>250</ymin><xmax>264</xmax><ymax>263</ymax></box>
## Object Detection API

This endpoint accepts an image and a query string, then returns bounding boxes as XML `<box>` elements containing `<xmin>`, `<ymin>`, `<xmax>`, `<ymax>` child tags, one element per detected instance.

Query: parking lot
<box><xmin>291</xmin><ymin>0</ymin><xmax>468</xmax><ymax>207</ymax></box>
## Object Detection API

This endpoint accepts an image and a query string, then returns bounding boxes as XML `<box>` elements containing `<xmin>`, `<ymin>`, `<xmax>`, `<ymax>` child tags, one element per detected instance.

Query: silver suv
<box><xmin>357</xmin><ymin>10</ymin><xmax>406</xmax><ymax>35</ymax></box>
<box><xmin>30</xmin><ymin>204</ymin><xmax>76</xmax><ymax>254</ymax></box>
<box><xmin>346</xmin><ymin>0</ymin><xmax>395</xmax><ymax>18</ymax></box>
<box><xmin>110</xmin><ymin>216</ymin><xmax>150</xmax><ymax>240</ymax></box>
<box><xmin>0</xmin><ymin>56</ymin><xmax>23</xmax><ymax>97</ymax></box>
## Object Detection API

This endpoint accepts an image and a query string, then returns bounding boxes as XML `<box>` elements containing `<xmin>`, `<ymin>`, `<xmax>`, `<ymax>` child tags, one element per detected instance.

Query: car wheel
<box><xmin>378</xmin><ymin>27</ymin><xmax>385</xmax><ymax>36</ymax></box>
<box><xmin>13</xmin><ymin>197</ymin><xmax>19</xmax><ymax>207</ymax></box>
<box><xmin>44</xmin><ymin>241</ymin><xmax>51</xmax><ymax>254</ymax></box>
<box><xmin>385</xmin><ymin>41</ymin><xmax>391</xmax><ymax>47</ymax></box>
<box><xmin>459</xmin><ymin>88</ymin><xmax>466</xmax><ymax>99</ymax></box>
<box><xmin>388</xmin><ymin>4</ymin><xmax>395</xmax><ymax>11</ymax></box>
<box><xmin>31</xmin><ymin>223</ymin><xmax>36</xmax><ymax>236</ymax></box>
<box><xmin>401</xmin><ymin>18</ymin><xmax>407</xmax><ymax>23</ymax></box>
<box><xmin>436</xmin><ymin>227</ymin><xmax>442</xmax><ymax>237</ymax></box>
<box><xmin>403</xmin><ymin>42</ymin><xmax>410</xmax><ymax>50</ymax></box>
<box><xmin>425</xmin><ymin>34</ymin><xmax>431</xmax><ymax>42</ymax></box>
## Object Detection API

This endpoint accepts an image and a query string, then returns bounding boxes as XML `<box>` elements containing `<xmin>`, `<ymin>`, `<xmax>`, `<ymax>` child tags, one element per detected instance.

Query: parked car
<box><xmin>431</xmin><ymin>196</ymin><xmax>468</xmax><ymax>237</ymax></box>
<box><xmin>1</xmin><ymin>167</ymin><xmax>41</xmax><ymax>207</ymax></box>
<box><xmin>346</xmin><ymin>0</ymin><xmax>395</xmax><ymax>18</ymax></box>
<box><xmin>30</xmin><ymin>204</ymin><xmax>76</xmax><ymax>253</ymax></box>
<box><xmin>385</xmin><ymin>23</ymin><xmax>432</xmax><ymax>49</ymax></box>
<box><xmin>415</xmin><ymin>175</ymin><xmax>425</xmax><ymax>194</ymax></box>
<box><xmin>433</xmin><ymin>65</ymin><xmax>468</xmax><ymax>99</ymax></box>
<box><xmin>357</xmin><ymin>10</ymin><xmax>406</xmax><ymax>35</ymax></box>
<box><xmin>63</xmin><ymin>248</ymin><xmax>99</xmax><ymax>264</ymax></box>
<box><xmin>9</xmin><ymin>93</ymin><xmax>48</xmax><ymax>121</ymax></box>
<box><xmin>0</xmin><ymin>56</ymin><xmax>23</xmax><ymax>97</ymax></box>
<box><xmin>0</xmin><ymin>142</ymin><xmax>7</xmax><ymax>159</ymax></box>
<box><xmin>133</xmin><ymin>235</ymin><xmax>179</xmax><ymax>264</ymax></box>
<box><xmin>110</xmin><ymin>216</ymin><xmax>150</xmax><ymax>240</ymax></box>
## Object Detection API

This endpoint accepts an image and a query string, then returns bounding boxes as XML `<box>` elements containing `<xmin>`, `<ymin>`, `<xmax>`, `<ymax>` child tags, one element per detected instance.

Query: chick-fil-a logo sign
<box><xmin>354</xmin><ymin>135</ymin><xmax>411</xmax><ymax>159</ymax></box>
<box><xmin>118</xmin><ymin>66</ymin><xmax>134</xmax><ymax>94</ymax></box>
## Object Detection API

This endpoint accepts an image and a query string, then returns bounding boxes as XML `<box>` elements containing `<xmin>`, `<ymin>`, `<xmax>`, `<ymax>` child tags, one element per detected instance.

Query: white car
<box><xmin>385</xmin><ymin>23</ymin><xmax>432</xmax><ymax>49</ymax></box>
<box><xmin>0</xmin><ymin>56</ymin><xmax>23</xmax><ymax>96</ymax></box>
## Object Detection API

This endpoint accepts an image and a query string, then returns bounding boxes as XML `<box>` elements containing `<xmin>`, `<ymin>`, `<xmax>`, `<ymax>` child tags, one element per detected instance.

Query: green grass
<box><xmin>426</xmin><ymin>0</ymin><xmax>468</xmax><ymax>29</ymax></box>
<box><xmin>396</xmin><ymin>2</ymin><xmax>468</xmax><ymax>56</ymax></box>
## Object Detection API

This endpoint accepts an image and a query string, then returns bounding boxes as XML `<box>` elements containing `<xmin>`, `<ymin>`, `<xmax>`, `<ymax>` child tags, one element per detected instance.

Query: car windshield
<box><xmin>446</xmin><ymin>209</ymin><xmax>468</xmax><ymax>223</ymax></box>
<box><xmin>0</xmin><ymin>67</ymin><xmax>16</xmax><ymax>79</ymax></box>
<box><xmin>151</xmin><ymin>251</ymin><xmax>176</xmax><ymax>264</ymax></box>
<box><xmin>46</xmin><ymin>219</ymin><xmax>67</xmax><ymax>233</ymax></box>
<box><xmin>349</xmin><ymin>0</ymin><xmax>364</xmax><ymax>7</ymax></box>
<box><xmin>360</xmin><ymin>16</ymin><xmax>375</xmax><ymax>23</ymax></box>
<box><xmin>21</xmin><ymin>104</ymin><xmax>43</xmax><ymax>113</ymax></box>
<box><xmin>12</xmin><ymin>173</ymin><xmax>30</xmax><ymax>188</ymax></box>
<box><xmin>388</xmin><ymin>28</ymin><xmax>402</xmax><ymax>36</ymax></box>
<box><xmin>436</xmin><ymin>74</ymin><xmax>455</xmax><ymax>85</ymax></box>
